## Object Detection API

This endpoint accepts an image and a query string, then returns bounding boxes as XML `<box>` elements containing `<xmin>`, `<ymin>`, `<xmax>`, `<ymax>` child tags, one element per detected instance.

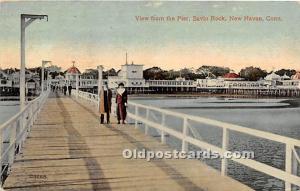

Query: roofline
<box><xmin>121</xmin><ymin>64</ymin><xmax>144</xmax><ymax>66</ymax></box>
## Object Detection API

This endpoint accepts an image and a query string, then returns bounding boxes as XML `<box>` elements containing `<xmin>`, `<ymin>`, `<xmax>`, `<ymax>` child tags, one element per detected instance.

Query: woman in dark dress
<box><xmin>116</xmin><ymin>83</ymin><xmax>127</xmax><ymax>124</ymax></box>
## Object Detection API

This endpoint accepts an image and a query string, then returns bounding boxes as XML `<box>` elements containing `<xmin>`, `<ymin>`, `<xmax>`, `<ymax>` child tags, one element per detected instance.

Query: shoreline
<box><xmin>129</xmin><ymin>93</ymin><xmax>300</xmax><ymax>100</ymax></box>
<box><xmin>0</xmin><ymin>96</ymin><xmax>37</xmax><ymax>102</ymax></box>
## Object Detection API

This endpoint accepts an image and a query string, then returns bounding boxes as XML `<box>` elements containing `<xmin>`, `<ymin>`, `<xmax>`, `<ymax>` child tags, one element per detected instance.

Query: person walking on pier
<box><xmin>63</xmin><ymin>85</ymin><xmax>67</xmax><ymax>96</ymax></box>
<box><xmin>68</xmin><ymin>85</ymin><xmax>72</xmax><ymax>96</ymax></box>
<box><xmin>116</xmin><ymin>83</ymin><xmax>128</xmax><ymax>124</ymax></box>
<box><xmin>99</xmin><ymin>83</ymin><xmax>112</xmax><ymax>124</ymax></box>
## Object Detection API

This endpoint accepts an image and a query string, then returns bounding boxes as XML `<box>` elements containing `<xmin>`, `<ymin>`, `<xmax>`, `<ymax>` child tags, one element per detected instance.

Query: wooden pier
<box><xmin>3</xmin><ymin>93</ymin><xmax>252</xmax><ymax>191</ymax></box>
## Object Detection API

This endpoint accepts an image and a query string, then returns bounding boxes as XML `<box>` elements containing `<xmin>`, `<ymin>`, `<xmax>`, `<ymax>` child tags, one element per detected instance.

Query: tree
<box><xmin>275</xmin><ymin>69</ymin><xmax>296</xmax><ymax>77</ymax></box>
<box><xmin>50</xmin><ymin>71</ymin><xmax>59</xmax><ymax>79</ymax></box>
<box><xmin>239</xmin><ymin>66</ymin><xmax>267</xmax><ymax>81</ymax></box>
<box><xmin>104</xmin><ymin>68</ymin><xmax>118</xmax><ymax>79</ymax></box>
<box><xmin>143</xmin><ymin>67</ymin><xmax>165</xmax><ymax>80</ymax></box>
<box><xmin>197</xmin><ymin>65</ymin><xmax>230</xmax><ymax>77</ymax></box>
<box><xmin>162</xmin><ymin>70</ymin><xmax>179</xmax><ymax>80</ymax></box>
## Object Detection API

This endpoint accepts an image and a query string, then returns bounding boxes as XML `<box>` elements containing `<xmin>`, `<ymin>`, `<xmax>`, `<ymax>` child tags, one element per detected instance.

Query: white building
<box><xmin>265</xmin><ymin>71</ymin><xmax>281</xmax><ymax>81</ymax></box>
<box><xmin>108</xmin><ymin>62</ymin><xmax>146</xmax><ymax>89</ymax></box>
<box><xmin>0</xmin><ymin>70</ymin><xmax>12</xmax><ymax>88</ymax></box>
<box><xmin>65</xmin><ymin>65</ymin><xmax>81</xmax><ymax>88</ymax></box>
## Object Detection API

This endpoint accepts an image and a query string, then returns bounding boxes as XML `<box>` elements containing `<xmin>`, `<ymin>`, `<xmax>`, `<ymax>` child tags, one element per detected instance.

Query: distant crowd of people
<box><xmin>50</xmin><ymin>84</ymin><xmax>72</xmax><ymax>96</ymax></box>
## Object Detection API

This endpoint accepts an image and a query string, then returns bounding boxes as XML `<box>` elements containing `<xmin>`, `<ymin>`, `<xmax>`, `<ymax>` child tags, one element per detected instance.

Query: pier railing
<box><xmin>75</xmin><ymin>90</ymin><xmax>99</xmax><ymax>105</ymax></box>
<box><xmin>73</xmin><ymin>90</ymin><xmax>117</xmax><ymax>114</ymax></box>
<box><xmin>74</xmin><ymin>90</ymin><xmax>300</xmax><ymax>190</ymax></box>
<box><xmin>0</xmin><ymin>91</ymin><xmax>49</xmax><ymax>181</ymax></box>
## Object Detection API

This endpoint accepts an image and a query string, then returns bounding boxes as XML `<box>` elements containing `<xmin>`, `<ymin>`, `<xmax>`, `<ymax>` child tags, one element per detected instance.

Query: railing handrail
<box><xmin>0</xmin><ymin>90</ymin><xmax>50</xmax><ymax>181</ymax></box>
<box><xmin>74</xmin><ymin>90</ymin><xmax>300</xmax><ymax>146</ymax></box>
<box><xmin>0</xmin><ymin>95</ymin><xmax>43</xmax><ymax>131</ymax></box>
<box><xmin>128</xmin><ymin>101</ymin><xmax>300</xmax><ymax>147</ymax></box>
<box><xmin>74</xmin><ymin>90</ymin><xmax>300</xmax><ymax>190</ymax></box>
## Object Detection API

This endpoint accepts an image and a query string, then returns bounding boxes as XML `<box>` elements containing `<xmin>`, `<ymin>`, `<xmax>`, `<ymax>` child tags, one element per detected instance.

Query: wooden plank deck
<box><xmin>3</xmin><ymin>93</ymin><xmax>253</xmax><ymax>191</ymax></box>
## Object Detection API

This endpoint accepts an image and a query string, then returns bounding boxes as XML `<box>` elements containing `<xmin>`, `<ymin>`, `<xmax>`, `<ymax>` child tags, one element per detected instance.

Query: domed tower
<box><xmin>65</xmin><ymin>61</ymin><xmax>81</xmax><ymax>87</ymax></box>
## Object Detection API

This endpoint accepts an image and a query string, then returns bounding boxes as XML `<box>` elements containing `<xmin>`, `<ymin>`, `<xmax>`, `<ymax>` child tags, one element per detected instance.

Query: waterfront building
<box><xmin>0</xmin><ymin>68</ymin><xmax>40</xmax><ymax>96</ymax></box>
<box><xmin>281</xmin><ymin>73</ymin><xmax>291</xmax><ymax>80</ymax></box>
<box><xmin>291</xmin><ymin>71</ymin><xmax>300</xmax><ymax>80</ymax></box>
<box><xmin>222</xmin><ymin>72</ymin><xmax>244</xmax><ymax>81</ymax></box>
<box><xmin>147</xmin><ymin>77</ymin><xmax>197</xmax><ymax>93</ymax></box>
<box><xmin>80</xmin><ymin>69</ymin><xmax>98</xmax><ymax>91</ymax></box>
<box><xmin>108</xmin><ymin>62</ymin><xmax>146</xmax><ymax>91</ymax></box>
<box><xmin>265</xmin><ymin>71</ymin><xmax>281</xmax><ymax>81</ymax></box>
<box><xmin>0</xmin><ymin>69</ymin><xmax>13</xmax><ymax>95</ymax></box>
<box><xmin>26</xmin><ymin>78</ymin><xmax>39</xmax><ymax>96</ymax></box>
<box><xmin>3</xmin><ymin>60</ymin><xmax>300</xmax><ymax>97</ymax></box>
<box><xmin>196</xmin><ymin>72</ymin><xmax>264</xmax><ymax>89</ymax></box>
<box><xmin>65</xmin><ymin>64</ymin><xmax>81</xmax><ymax>88</ymax></box>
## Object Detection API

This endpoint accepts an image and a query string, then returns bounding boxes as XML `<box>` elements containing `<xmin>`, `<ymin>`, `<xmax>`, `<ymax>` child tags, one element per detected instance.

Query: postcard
<box><xmin>0</xmin><ymin>1</ymin><xmax>299</xmax><ymax>191</ymax></box>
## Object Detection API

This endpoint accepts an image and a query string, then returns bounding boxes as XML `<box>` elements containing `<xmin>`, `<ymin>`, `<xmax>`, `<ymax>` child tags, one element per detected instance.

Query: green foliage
<box><xmin>143</xmin><ymin>67</ymin><xmax>206</xmax><ymax>80</ymax></box>
<box><xmin>275</xmin><ymin>69</ymin><xmax>296</xmax><ymax>77</ymax></box>
<box><xmin>196</xmin><ymin>65</ymin><xmax>230</xmax><ymax>78</ymax></box>
<box><xmin>239</xmin><ymin>66</ymin><xmax>268</xmax><ymax>81</ymax></box>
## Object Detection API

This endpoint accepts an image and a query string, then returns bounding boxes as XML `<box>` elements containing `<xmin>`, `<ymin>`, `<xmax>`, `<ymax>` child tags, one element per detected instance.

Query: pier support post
<box><xmin>0</xmin><ymin>129</ymin><xmax>2</xmax><ymax>183</ymax></box>
<box><xmin>76</xmin><ymin>73</ymin><xmax>79</xmax><ymax>98</ymax></box>
<box><xmin>41</xmin><ymin>63</ymin><xmax>44</xmax><ymax>93</ymax></box>
<box><xmin>20</xmin><ymin>14</ymin><xmax>48</xmax><ymax>110</ymax></box>
<box><xmin>97</xmin><ymin>65</ymin><xmax>103</xmax><ymax>107</ymax></box>
<box><xmin>41</xmin><ymin>61</ymin><xmax>51</xmax><ymax>94</ymax></box>
<box><xmin>20</xmin><ymin>15</ymin><xmax>26</xmax><ymax>110</ymax></box>
<box><xmin>47</xmin><ymin>70</ymin><xmax>50</xmax><ymax>91</ymax></box>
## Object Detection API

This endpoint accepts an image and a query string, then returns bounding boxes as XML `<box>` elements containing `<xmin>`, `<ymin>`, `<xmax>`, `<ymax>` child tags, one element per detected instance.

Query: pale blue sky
<box><xmin>0</xmin><ymin>1</ymin><xmax>299</xmax><ymax>71</ymax></box>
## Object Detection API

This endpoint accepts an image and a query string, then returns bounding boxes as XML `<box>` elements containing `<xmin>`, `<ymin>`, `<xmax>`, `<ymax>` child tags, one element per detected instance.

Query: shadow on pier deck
<box><xmin>3</xmin><ymin>93</ymin><xmax>252</xmax><ymax>191</ymax></box>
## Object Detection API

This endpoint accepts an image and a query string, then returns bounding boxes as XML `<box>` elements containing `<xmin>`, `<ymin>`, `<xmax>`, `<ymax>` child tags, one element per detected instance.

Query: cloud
<box><xmin>145</xmin><ymin>1</ymin><xmax>163</xmax><ymax>8</ymax></box>
<box><xmin>212</xmin><ymin>4</ymin><xmax>223</xmax><ymax>8</ymax></box>
<box><xmin>232</xmin><ymin>6</ymin><xmax>243</xmax><ymax>12</ymax></box>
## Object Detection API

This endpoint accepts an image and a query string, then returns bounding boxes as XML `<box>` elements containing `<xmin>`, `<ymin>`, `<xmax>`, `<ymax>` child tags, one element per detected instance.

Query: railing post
<box><xmin>145</xmin><ymin>108</ymin><xmax>149</xmax><ymax>135</ymax></box>
<box><xmin>0</xmin><ymin>129</ymin><xmax>2</xmax><ymax>183</ymax></box>
<box><xmin>8</xmin><ymin>122</ymin><xmax>17</xmax><ymax>170</ymax></box>
<box><xmin>20</xmin><ymin>113</ymin><xmax>25</xmax><ymax>143</ymax></box>
<box><xmin>135</xmin><ymin>106</ymin><xmax>138</xmax><ymax>129</ymax></box>
<box><xmin>221</xmin><ymin>128</ymin><xmax>229</xmax><ymax>176</ymax></box>
<box><xmin>26</xmin><ymin>110</ymin><xmax>30</xmax><ymax>133</ymax></box>
<box><xmin>285</xmin><ymin>144</ymin><xmax>292</xmax><ymax>191</ymax></box>
<box><xmin>30</xmin><ymin>103</ymin><xmax>34</xmax><ymax>127</ymax></box>
<box><xmin>181</xmin><ymin>117</ymin><xmax>188</xmax><ymax>152</ymax></box>
<box><xmin>35</xmin><ymin>99</ymin><xmax>39</xmax><ymax>120</ymax></box>
<box><xmin>292</xmin><ymin>148</ymin><xmax>298</xmax><ymax>176</ymax></box>
<box><xmin>15</xmin><ymin>117</ymin><xmax>21</xmax><ymax>154</ymax></box>
<box><xmin>76</xmin><ymin>73</ymin><xmax>79</xmax><ymax>99</ymax></box>
<box><xmin>161</xmin><ymin>113</ymin><xmax>166</xmax><ymax>144</ymax></box>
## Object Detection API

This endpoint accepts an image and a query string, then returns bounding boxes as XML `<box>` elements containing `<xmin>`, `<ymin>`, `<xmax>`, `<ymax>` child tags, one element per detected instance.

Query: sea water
<box><xmin>0</xmin><ymin>101</ymin><xmax>19</xmax><ymax>125</ymax></box>
<box><xmin>131</xmin><ymin>97</ymin><xmax>300</xmax><ymax>191</ymax></box>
